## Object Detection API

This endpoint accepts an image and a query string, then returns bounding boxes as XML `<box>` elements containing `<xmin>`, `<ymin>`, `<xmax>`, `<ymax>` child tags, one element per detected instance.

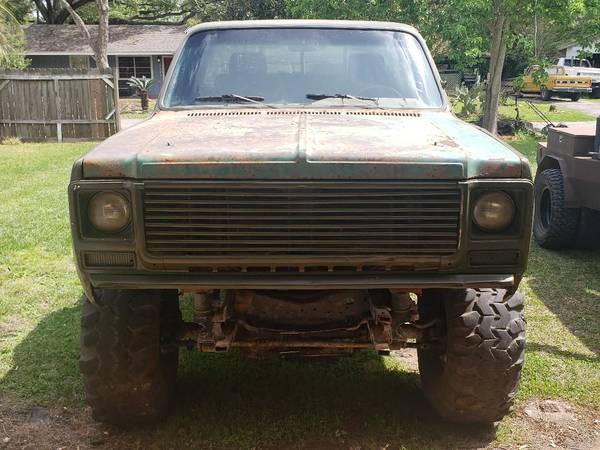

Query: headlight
<box><xmin>88</xmin><ymin>192</ymin><xmax>131</xmax><ymax>233</ymax></box>
<box><xmin>473</xmin><ymin>191</ymin><xmax>515</xmax><ymax>232</ymax></box>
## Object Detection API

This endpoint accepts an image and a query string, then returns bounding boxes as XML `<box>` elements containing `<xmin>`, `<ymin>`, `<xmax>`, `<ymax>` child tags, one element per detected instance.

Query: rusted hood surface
<box><xmin>81</xmin><ymin>110</ymin><xmax>527</xmax><ymax>180</ymax></box>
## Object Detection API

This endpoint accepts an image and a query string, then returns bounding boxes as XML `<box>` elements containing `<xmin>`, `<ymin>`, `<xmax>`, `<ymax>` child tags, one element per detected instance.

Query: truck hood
<box><xmin>81</xmin><ymin>109</ymin><xmax>527</xmax><ymax>180</ymax></box>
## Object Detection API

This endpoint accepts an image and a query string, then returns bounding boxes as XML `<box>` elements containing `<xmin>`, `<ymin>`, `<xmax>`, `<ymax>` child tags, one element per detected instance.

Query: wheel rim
<box><xmin>539</xmin><ymin>187</ymin><xmax>552</xmax><ymax>229</ymax></box>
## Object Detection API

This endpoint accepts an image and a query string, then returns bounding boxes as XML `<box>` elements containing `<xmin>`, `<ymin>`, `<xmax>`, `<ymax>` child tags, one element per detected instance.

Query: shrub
<box><xmin>452</xmin><ymin>82</ymin><xmax>486</xmax><ymax>119</ymax></box>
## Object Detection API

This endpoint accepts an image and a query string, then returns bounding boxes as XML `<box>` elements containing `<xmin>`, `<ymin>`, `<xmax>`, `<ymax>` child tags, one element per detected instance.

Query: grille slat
<box><xmin>145</xmin><ymin>215</ymin><xmax>457</xmax><ymax>221</ymax></box>
<box><xmin>143</xmin><ymin>182</ymin><xmax>461</xmax><ymax>259</ymax></box>
<box><xmin>146</xmin><ymin>231</ymin><xmax>457</xmax><ymax>237</ymax></box>
<box><xmin>145</xmin><ymin>198</ymin><xmax>460</xmax><ymax>205</ymax></box>
<box><xmin>144</xmin><ymin>222</ymin><xmax>457</xmax><ymax>229</ymax></box>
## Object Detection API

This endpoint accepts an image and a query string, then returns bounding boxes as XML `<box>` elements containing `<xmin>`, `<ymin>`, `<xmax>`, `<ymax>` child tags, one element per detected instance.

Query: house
<box><xmin>558</xmin><ymin>39</ymin><xmax>600</xmax><ymax>68</ymax></box>
<box><xmin>23</xmin><ymin>24</ymin><xmax>186</xmax><ymax>97</ymax></box>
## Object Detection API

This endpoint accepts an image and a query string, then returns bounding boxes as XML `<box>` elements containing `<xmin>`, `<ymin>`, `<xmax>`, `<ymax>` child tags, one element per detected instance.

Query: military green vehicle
<box><xmin>69</xmin><ymin>20</ymin><xmax>533</xmax><ymax>425</ymax></box>
<box><xmin>534</xmin><ymin>120</ymin><xmax>600</xmax><ymax>249</ymax></box>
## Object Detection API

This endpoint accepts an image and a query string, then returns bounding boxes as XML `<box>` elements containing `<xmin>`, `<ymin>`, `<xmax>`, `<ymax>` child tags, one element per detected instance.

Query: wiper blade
<box><xmin>194</xmin><ymin>94</ymin><xmax>278</xmax><ymax>109</ymax></box>
<box><xmin>195</xmin><ymin>94</ymin><xmax>265</xmax><ymax>104</ymax></box>
<box><xmin>306</xmin><ymin>93</ymin><xmax>378</xmax><ymax>103</ymax></box>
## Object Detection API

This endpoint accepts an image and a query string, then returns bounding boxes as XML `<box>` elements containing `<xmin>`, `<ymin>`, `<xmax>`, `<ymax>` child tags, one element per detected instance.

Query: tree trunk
<box><xmin>59</xmin><ymin>0</ymin><xmax>109</xmax><ymax>69</ymax></box>
<box><xmin>482</xmin><ymin>11</ymin><xmax>508</xmax><ymax>135</ymax></box>
<box><xmin>141</xmin><ymin>90</ymin><xmax>148</xmax><ymax>111</ymax></box>
<box><xmin>95</xmin><ymin>0</ymin><xmax>109</xmax><ymax>69</ymax></box>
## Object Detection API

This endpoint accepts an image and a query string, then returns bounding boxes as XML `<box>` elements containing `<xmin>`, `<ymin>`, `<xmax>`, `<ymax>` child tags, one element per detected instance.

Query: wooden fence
<box><xmin>0</xmin><ymin>68</ymin><xmax>120</xmax><ymax>142</ymax></box>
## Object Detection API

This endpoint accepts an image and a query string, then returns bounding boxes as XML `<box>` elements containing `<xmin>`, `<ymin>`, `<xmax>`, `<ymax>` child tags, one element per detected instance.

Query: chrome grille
<box><xmin>142</xmin><ymin>182</ymin><xmax>461</xmax><ymax>258</ymax></box>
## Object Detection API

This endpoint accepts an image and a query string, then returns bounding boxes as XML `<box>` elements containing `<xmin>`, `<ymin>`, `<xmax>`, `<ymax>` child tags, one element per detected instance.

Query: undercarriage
<box><xmin>172</xmin><ymin>289</ymin><xmax>442</xmax><ymax>357</ymax></box>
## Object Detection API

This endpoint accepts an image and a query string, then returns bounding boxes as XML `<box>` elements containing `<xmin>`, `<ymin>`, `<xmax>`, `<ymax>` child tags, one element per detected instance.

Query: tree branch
<box><xmin>59</xmin><ymin>0</ymin><xmax>92</xmax><ymax>41</ymax></box>
<box><xmin>59</xmin><ymin>0</ymin><xmax>110</xmax><ymax>69</ymax></box>
<box><xmin>32</xmin><ymin>0</ymin><xmax>49</xmax><ymax>20</ymax></box>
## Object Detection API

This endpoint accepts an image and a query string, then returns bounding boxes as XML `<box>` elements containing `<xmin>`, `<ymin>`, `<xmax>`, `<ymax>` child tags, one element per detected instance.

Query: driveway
<box><xmin>524</xmin><ymin>97</ymin><xmax>598</xmax><ymax>132</ymax></box>
<box><xmin>120</xmin><ymin>118</ymin><xmax>144</xmax><ymax>129</ymax></box>
<box><xmin>529</xmin><ymin>120</ymin><xmax>596</xmax><ymax>133</ymax></box>
<box><xmin>547</xmin><ymin>98</ymin><xmax>600</xmax><ymax>117</ymax></box>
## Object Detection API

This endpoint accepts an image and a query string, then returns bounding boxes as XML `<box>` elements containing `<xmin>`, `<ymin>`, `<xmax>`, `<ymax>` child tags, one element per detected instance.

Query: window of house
<box><xmin>70</xmin><ymin>55</ymin><xmax>90</xmax><ymax>69</ymax></box>
<box><xmin>117</xmin><ymin>56</ymin><xmax>153</xmax><ymax>96</ymax></box>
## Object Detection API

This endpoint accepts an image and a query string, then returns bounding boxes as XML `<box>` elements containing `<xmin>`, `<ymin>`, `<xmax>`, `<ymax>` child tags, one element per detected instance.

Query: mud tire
<box><xmin>570</xmin><ymin>93</ymin><xmax>581</xmax><ymax>102</ymax></box>
<box><xmin>533</xmin><ymin>168</ymin><xmax>580</xmax><ymax>249</ymax></box>
<box><xmin>80</xmin><ymin>289</ymin><xmax>181</xmax><ymax>425</ymax></box>
<box><xmin>418</xmin><ymin>289</ymin><xmax>526</xmax><ymax>424</ymax></box>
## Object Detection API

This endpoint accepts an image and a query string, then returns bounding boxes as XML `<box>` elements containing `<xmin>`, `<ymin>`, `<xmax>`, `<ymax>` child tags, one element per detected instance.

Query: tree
<box><xmin>60</xmin><ymin>0</ymin><xmax>109</xmax><ymax>69</ymax></box>
<box><xmin>107</xmin><ymin>0</ymin><xmax>290</xmax><ymax>25</ymax></box>
<box><xmin>0</xmin><ymin>0</ymin><xmax>30</xmax><ymax>69</ymax></box>
<box><xmin>7</xmin><ymin>0</ymin><xmax>31</xmax><ymax>22</ymax></box>
<box><xmin>478</xmin><ymin>0</ymin><xmax>583</xmax><ymax>134</ymax></box>
<box><xmin>287</xmin><ymin>0</ymin><xmax>591</xmax><ymax>134</ymax></box>
<box><xmin>33</xmin><ymin>0</ymin><xmax>96</xmax><ymax>24</ymax></box>
<box><xmin>127</xmin><ymin>76</ymin><xmax>158</xmax><ymax>110</ymax></box>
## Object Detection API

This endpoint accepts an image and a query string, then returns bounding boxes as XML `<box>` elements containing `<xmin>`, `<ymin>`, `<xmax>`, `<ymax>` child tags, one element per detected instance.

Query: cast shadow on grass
<box><xmin>526</xmin><ymin>244</ymin><xmax>600</xmax><ymax>356</ymax></box>
<box><xmin>0</xmin><ymin>305</ymin><xmax>82</xmax><ymax>406</ymax></box>
<box><xmin>2</xmin><ymin>299</ymin><xmax>497</xmax><ymax>449</ymax></box>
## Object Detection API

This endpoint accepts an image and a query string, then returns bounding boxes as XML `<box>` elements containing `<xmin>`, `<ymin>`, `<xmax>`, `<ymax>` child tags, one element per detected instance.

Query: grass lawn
<box><xmin>498</xmin><ymin>100</ymin><xmax>595</xmax><ymax>122</ymax></box>
<box><xmin>452</xmin><ymin>99</ymin><xmax>595</xmax><ymax>122</ymax></box>
<box><xmin>0</xmin><ymin>137</ymin><xmax>598</xmax><ymax>449</ymax></box>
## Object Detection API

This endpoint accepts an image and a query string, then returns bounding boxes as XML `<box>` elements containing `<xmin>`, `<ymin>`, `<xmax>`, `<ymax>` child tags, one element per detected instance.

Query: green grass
<box><xmin>498</xmin><ymin>101</ymin><xmax>595</xmax><ymax>122</ymax></box>
<box><xmin>0</xmin><ymin>138</ymin><xmax>598</xmax><ymax>448</ymax></box>
<box><xmin>451</xmin><ymin>99</ymin><xmax>595</xmax><ymax>122</ymax></box>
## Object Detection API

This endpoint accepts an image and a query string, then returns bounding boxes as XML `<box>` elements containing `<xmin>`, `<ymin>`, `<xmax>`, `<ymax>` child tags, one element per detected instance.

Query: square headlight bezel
<box><xmin>70</xmin><ymin>181</ymin><xmax>134</xmax><ymax>241</ymax></box>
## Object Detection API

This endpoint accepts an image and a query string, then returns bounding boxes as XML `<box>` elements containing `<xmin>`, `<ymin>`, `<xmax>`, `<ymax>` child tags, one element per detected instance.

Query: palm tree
<box><xmin>127</xmin><ymin>76</ymin><xmax>159</xmax><ymax>111</ymax></box>
<box><xmin>0</xmin><ymin>0</ymin><xmax>22</xmax><ymax>66</ymax></box>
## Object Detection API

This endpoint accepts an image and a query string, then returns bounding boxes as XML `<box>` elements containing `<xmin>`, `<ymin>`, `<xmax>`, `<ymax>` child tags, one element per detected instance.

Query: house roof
<box><xmin>23</xmin><ymin>24</ymin><xmax>186</xmax><ymax>56</ymax></box>
<box><xmin>558</xmin><ymin>37</ymin><xmax>600</xmax><ymax>51</ymax></box>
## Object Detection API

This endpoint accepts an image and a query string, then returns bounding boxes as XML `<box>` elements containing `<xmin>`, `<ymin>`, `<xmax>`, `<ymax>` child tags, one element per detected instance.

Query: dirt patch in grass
<box><xmin>516</xmin><ymin>400</ymin><xmax>600</xmax><ymax>449</ymax></box>
<box><xmin>0</xmin><ymin>400</ymin><xmax>598</xmax><ymax>450</ymax></box>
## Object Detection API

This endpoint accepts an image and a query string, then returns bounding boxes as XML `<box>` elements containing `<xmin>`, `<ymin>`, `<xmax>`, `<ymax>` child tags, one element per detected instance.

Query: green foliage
<box><xmin>513</xmin><ymin>75</ymin><xmax>525</xmax><ymax>92</ymax></box>
<box><xmin>127</xmin><ymin>75</ymin><xmax>158</xmax><ymax>93</ymax></box>
<box><xmin>0</xmin><ymin>0</ymin><xmax>30</xmax><ymax>69</ymax></box>
<box><xmin>452</xmin><ymin>82</ymin><xmax>486</xmax><ymax>119</ymax></box>
<box><xmin>0</xmin><ymin>35</ymin><xmax>30</xmax><ymax>69</ymax></box>
<box><xmin>531</xmin><ymin>62</ymin><xmax>550</xmax><ymax>87</ymax></box>
<box><xmin>5</xmin><ymin>0</ymin><xmax>30</xmax><ymax>22</ymax></box>
<box><xmin>286</xmin><ymin>0</ymin><xmax>406</xmax><ymax>21</ymax></box>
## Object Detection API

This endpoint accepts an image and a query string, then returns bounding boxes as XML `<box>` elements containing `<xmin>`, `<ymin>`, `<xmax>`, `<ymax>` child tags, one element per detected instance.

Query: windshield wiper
<box><xmin>306</xmin><ymin>93</ymin><xmax>380</xmax><ymax>105</ymax></box>
<box><xmin>194</xmin><ymin>94</ymin><xmax>276</xmax><ymax>108</ymax></box>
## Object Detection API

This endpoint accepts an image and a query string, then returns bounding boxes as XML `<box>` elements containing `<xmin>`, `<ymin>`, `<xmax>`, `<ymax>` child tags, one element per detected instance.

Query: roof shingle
<box><xmin>24</xmin><ymin>24</ymin><xmax>186</xmax><ymax>55</ymax></box>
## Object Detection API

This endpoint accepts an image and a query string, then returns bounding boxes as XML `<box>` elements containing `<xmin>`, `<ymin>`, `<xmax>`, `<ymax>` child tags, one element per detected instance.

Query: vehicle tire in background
<box><xmin>80</xmin><ymin>289</ymin><xmax>181</xmax><ymax>425</ymax></box>
<box><xmin>540</xmin><ymin>87</ymin><xmax>552</xmax><ymax>101</ymax></box>
<box><xmin>418</xmin><ymin>289</ymin><xmax>525</xmax><ymax>424</ymax></box>
<box><xmin>533</xmin><ymin>168</ymin><xmax>580</xmax><ymax>249</ymax></box>
<box><xmin>570</xmin><ymin>93</ymin><xmax>581</xmax><ymax>102</ymax></box>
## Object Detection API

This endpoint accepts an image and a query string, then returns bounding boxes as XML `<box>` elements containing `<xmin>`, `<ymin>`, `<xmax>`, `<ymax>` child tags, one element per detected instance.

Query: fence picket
<box><xmin>0</xmin><ymin>68</ymin><xmax>119</xmax><ymax>142</ymax></box>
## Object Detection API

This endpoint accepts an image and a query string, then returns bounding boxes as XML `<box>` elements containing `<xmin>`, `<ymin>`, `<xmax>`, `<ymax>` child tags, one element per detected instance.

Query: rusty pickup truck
<box><xmin>520</xmin><ymin>64</ymin><xmax>592</xmax><ymax>101</ymax></box>
<box><xmin>69</xmin><ymin>20</ymin><xmax>533</xmax><ymax>425</ymax></box>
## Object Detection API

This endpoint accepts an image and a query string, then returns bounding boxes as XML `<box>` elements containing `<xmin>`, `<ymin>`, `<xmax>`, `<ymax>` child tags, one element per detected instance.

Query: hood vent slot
<box><xmin>187</xmin><ymin>110</ymin><xmax>421</xmax><ymax>118</ymax></box>
<box><xmin>187</xmin><ymin>111</ymin><xmax>262</xmax><ymax>117</ymax></box>
<box><xmin>344</xmin><ymin>111</ymin><xmax>421</xmax><ymax>117</ymax></box>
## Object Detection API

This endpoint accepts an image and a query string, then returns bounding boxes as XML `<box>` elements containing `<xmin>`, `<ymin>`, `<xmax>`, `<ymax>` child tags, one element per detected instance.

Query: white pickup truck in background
<box><xmin>553</xmin><ymin>57</ymin><xmax>600</xmax><ymax>97</ymax></box>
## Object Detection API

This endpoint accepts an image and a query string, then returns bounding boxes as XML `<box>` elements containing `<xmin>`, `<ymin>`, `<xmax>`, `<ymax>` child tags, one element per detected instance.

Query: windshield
<box><xmin>163</xmin><ymin>28</ymin><xmax>443</xmax><ymax>109</ymax></box>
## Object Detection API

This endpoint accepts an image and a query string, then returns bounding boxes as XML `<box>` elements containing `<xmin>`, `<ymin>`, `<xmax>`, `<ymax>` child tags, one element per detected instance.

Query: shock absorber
<box><xmin>193</xmin><ymin>291</ymin><xmax>214</xmax><ymax>331</ymax></box>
